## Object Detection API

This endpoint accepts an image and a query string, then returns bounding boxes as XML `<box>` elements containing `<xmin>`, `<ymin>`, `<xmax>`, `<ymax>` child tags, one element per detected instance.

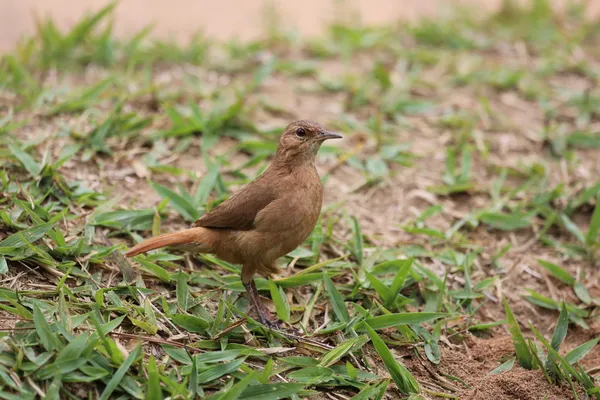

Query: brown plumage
<box><xmin>125</xmin><ymin>120</ymin><xmax>342</xmax><ymax>326</ymax></box>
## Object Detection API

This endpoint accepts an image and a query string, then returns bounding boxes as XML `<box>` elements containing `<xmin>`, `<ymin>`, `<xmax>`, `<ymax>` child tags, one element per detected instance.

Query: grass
<box><xmin>1</xmin><ymin>0</ymin><xmax>600</xmax><ymax>398</ymax></box>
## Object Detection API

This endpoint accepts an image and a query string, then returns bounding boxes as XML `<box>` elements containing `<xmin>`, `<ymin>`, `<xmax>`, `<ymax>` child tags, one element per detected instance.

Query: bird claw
<box><xmin>255</xmin><ymin>311</ymin><xmax>301</xmax><ymax>335</ymax></box>
<box><xmin>262</xmin><ymin>317</ymin><xmax>283</xmax><ymax>330</ymax></box>
<box><xmin>256</xmin><ymin>310</ymin><xmax>284</xmax><ymax>330</ymax></box>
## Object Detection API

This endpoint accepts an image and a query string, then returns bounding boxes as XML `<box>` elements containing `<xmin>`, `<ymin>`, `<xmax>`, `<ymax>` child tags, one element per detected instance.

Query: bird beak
<box><xmin>318</xmin><ymin>131</ymin><xmax>343</xmax><ymax>141</ymax></box>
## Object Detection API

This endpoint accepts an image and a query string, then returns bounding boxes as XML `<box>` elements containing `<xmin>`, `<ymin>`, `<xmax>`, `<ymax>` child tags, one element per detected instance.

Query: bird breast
<box><xmin>272</xmin><ymin>167</ymin><xmax>323</xmax><ymax>254</ymax></box>
<box><xmin>235</xmin><ymin>166</ymin><xmax>323</xmax><ymax>263</ymax></box>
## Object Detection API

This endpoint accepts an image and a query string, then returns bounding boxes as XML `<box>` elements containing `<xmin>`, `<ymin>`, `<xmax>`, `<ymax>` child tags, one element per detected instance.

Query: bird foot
<box><xmin>254</xmin><ymin>309</ymin><xmax>302</xmax><ymax>335</ymax></box>
<box><xmin>261</xmin><ymin>316</ymin><xmax>283</xmax><ymax>330</ymax></box>
<box><xmin>254</xmin><ymin>308</ymin><xmax>279</xmax><ymax>328</ymax></box>
<box><xmin>243</xmin><ymin>279</ymin><xmax>301</xmax><ymax>335</ymax></box>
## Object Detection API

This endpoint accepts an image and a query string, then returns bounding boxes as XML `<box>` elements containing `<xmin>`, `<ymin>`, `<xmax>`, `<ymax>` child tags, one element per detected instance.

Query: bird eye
<box><xmin>296</xmin><ymin>128</ymin><xmax>306</xmax><ymax>138</ymax></box>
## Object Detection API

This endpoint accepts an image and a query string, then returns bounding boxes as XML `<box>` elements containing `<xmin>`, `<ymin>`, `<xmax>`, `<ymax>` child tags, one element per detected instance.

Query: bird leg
<box><xmin>243</xmin><ymin>279</ymin><xmax>279</xmax><ymax>328</ymax></box>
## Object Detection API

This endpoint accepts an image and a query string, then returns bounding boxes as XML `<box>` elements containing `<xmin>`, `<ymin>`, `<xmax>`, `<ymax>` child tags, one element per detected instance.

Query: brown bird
<box><xmin>125</xmin><ymin>120</ymin><xmax>342</xmax><ymax>326</ymax></box>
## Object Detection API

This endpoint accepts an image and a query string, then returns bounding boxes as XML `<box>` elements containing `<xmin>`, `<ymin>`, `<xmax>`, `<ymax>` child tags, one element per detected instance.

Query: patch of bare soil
<box><xmin>0</xmin><ymin>310</ymin><xmax>20</xmax><ymax>332</ymax></box>
<box><xmin>463</xmin><ymin>368</ymin><xmax>576</xmax><ymax>400</ymax></box>
<box><xmin>431</xmin><ymin>336</ymin><xmax>579</xmax><ymax>399</ymax></box>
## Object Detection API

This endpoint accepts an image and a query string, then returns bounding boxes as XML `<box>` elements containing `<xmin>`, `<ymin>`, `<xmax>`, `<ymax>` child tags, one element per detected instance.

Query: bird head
<box><xmin>276</xmin><ymin>120</ymin><xmax>342</xmax><ymax>163</ymax></box>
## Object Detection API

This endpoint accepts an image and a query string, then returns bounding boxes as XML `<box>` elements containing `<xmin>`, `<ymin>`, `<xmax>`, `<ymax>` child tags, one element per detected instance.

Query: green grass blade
<box><xmin>530</xmin><ymin>325</ymin><xmax>581</xmax><ymax>381</ymax></box>
<box><xmin>33</xmin><ymin>304</ymin><xmax>58</xmax><ymax>352</ymax></box>
<box><xmin>550</xmin><ymin>302</ymin><xmax>569</xmax><ymax>352</ymax></box>
<box><xmin>93</xmin><ymin>209</ymin><xmax>156</xmax><ymax>230</ymax></box>
<box><xmin>194</xmin><ymin>162</ymin><xmax>220</xmax><ymax>205</ymax></box>
<box><xmin>585</xmin><ymin>196</ymin><xmax>600</xmax><ymax>246</ymax></box>
<box><xmin>100</xmin><ymin>343</ymin><xmax>142</xmax><ymax>400</ymax></box>
<box><xmin>176</xmin><ymin>271</ymin><xmax>189</xmax><ymax>312</ymax></box>
<box><xmin>287</xmin><ymin>367</ymin><xmax>333</xmax><ymax>384</ymax></box>
<box><xmin>544</xmin><ymin>302</ymin><xmax>569</xmax><ymax>377</ymax></box>
<box><xmin>269</xmin><ymin>281</ymin><xmax>290</xmax><ymax>322</ymax></box>
<box><xmin>564</xmin><ymin>338</ymin><xmax>599</xmax><ymax>365</ymax></box>
<box><xmin>145</xmin><ymin>356</ymin><xmax>163</xmax><ymax>400</ymax></box>
<box><xmin>220</xmin><ymin>371</ymin><xmax>258</xmax><ymax>400</ymax></box>
<box><xmin>365</xmin><ymin>271</ymin><xmax>391</xmax><ymax>304</ymax></box>
<box><xmin>318</xmin><ymin>335</ymin><xmax>369</xmax><ymax>367</ymax></box>
<box><xmin>151</xmin><ymin>181</ymin><xmax>200</xmax><ymax>222</ymax></box>
<box><xmin>365</xmin><ymin>324</ymin><xmax>420</xmax><ymax>394</ymax></box>
<box><xmin>351</xmin><ymin>216</ymin><xmax>364</xmax><ymax>265</ymax></box>
<box><xmin>8</xmin><ymin>144</ymin><xmax>42</xmax><ymax>176</ymax></box>
<box><xmin>0</xmin><ymin>222</ymin><xmax>55</xmax><ymax>251</ymax></box>
<box><xmin>238</xmin><ymin>383</ymin><xmax>305</xmax><ymax>400</ymax></box>
<box><xmin>489</xmin><ymin>357</ymin><xmax>515</xmax><ymax>375</ymax></box>
<box><xmin>171</xmin><ymin>314</ymin><xmax>210</xmax><ymax>333</ymax></box>
<box><xmin>573</xmin><ymin>282</ymin><xmax>591</xmax><ymax>305</ymax></box>
<box><xmin>197</xmin><ymin>358</ymin><xmax>246</xmax><ymax>384</ymax></box>
<box><xmin>135</xmin><ymin>259</ymin><xmax>172</xmax><ymax>282</ymax></box>
<box><xmin>537</xmin><ymin>260</ymin><xmax>575</xmax><ymax>286</ymax></box>
<box><xmin>350</xmin><ymin>379</ymin><xmax>390</xmax><ymax>400</ymax></box>
<box><xmin>479</xmin><ymin>211</ymin><xmax>531</xmax><ymax>230</ymax></box>
<box><xmin>64</xmin><ymin>2</ymin><xmax>117</xmax><ymax>48</ymax></box>
<box><xmin>385</xmin><ymin>258</ymin><xmax>413</xmax><ymax>308</ymax></box>
<box><xmin>559</xmin><ymin>214</ymin><xmax>586</xmax><ymax>243</ymax></box>
<box><xmin>46</xmin><ymin>375</ymin><xmax>62</xmax><ymax>400</ymax></box>
<box><xmin>54</xmin><ymin>332</ymin><xmax>89</xmax><ymax>364</ymax></box>
<box><xmin>275</xmin><ymin>272</ymin><xmax>337</xmax><ymax>288</ymax></box>
<box><xmin>503</xmin><ymin>298</ymin><xmax>532</xmax><ymax>369</ymax></box>
<box><xmin>365</xmin><ymin>313</ymin><xmax>446</xmax><ymax>330</ymax></box>
<box><xmin>0</xmin><ymin>255</ymin><xmax>7</xmax><ymax>274</ymax></box>
<box><xmin>323</xmin><ymin>271</ymin><xmax>350</xmax><ymax>323</ymax></box>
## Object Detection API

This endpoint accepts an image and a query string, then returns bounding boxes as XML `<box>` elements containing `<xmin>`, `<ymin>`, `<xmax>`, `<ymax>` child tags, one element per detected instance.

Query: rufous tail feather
<box><xmin>125</xmin><ymin>227</ymin><xmax>207</xmax><ymax>257</ymax></box>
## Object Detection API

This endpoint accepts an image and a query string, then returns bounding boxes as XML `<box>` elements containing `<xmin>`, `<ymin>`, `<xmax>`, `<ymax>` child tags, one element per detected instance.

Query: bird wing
<box><xmin>192</xmin><ymin>179</ymin><xmax>277</xmax><ymax>231</ymax></box>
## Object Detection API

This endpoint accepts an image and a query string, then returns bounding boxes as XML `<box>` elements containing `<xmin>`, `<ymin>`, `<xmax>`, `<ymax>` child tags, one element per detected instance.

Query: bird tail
<box><xmin>125</xmin><ymin>227</ymin><xmax>209</xmax><ymax>257</ymax></box>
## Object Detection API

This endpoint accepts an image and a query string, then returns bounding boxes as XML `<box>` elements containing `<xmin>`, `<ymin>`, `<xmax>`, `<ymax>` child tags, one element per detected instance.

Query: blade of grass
<box><xmin>100</xmin><ymin>343</ymin><xmax>142</xmax><ymax>400</ymax></box>
<box><xmin>268</xmin><ymin>281</ymin><xmax>290</xmax><ymax>322</ymax></box>
<box><xmin>8</xmin><ymin>143</ymin><xmax>42</xmax><ymax>176</ymax></box>
<box><xmin>537</xmin><ymin>260</ymin><xmax>575</xmax><ymax>286</ymax></box>
<box><xmin>171</xmin><ymin>314</ymin><xmax>210</xmax><ymax>333</ymax></box>
<box><xmin>323</xmin><ymin>271</ymin><xmax>350</xmax><ymax>323</ymax></box>
<box><xmin>219</xmin><ymin>371</ymin><xmax>258</xmax><ymax>400</ymax></box>
<box><xmin>364</xmin><ymin>324</ymin><xmax>420</xmax><ymax>394</ymax></box>
<box><xmin>545</xmin><ymin>302</ymin><xmax>569</xmax><ymax>376</ymax></box>
<box><xmin>350</xmin><ymin>379</ymin><xmax>390</xmax><ymax>400</ymax></box>
<box><xmin>364</xmin><ymin>313</ymin><xmax>446</xmax><ymax>330</ymax></box>
<box><xmin>585</xmin><ymin>196</ymin><xmax>600</xmax><ymax>246</ymax></box>
<box><xmin>0</xmin><ymin>222</ymin><xmax>55</xmax><ymax>251</ymax></box>
<box><xmin>151</xmin><ymin>181</ymin><xmax>200</xmax><ymax>222</ymax></box>
<box><xmin>385</xmin><ymin>258</ymin><xmax>413</xmax><ymax>308</ymax></box>
<box><xmin>318</xmin><ymin>335</ymin><xmax>369</xmax><ymax>367</ymax></box>
<box><xmin>564</xmin><ymin>338</ymin><xmax>599</xmax><ymax>365</ymax></box>
<box><xmin>196</xmin><ymin>358</ymin><xmax>246</xmax><ymax>384</ymax></box>
<box><xmin>33</xmin><ymin>304</ymin><xmax>58</xmax><ymax>352</ymax></box>
<box><xmin>176</xmin><ymin>271</ymin><xmax>189</xmax><ymax>312</ymax></box>
<box><xmin>0</xmin><ymin>255</ymin><xmax>7</xmax><ymax>274</ymax></box>
<box><xmin>550</xmin><ymin>302</ymin><xmax>569</xmax><ymax>352</ymax></box>
<box><xmin>146</xmin><ymin>356</ymin><xmax>163</xmax><ymax>400</ymax></box>
<box><xmin>504</xmin><ymin>298</ymin><xmax>532</xmax><ymax>369</ymax></box>
<box><xmin>351</xmin><ymin>216</ymin><xmax>364</xmax><ymax>265</ymax></box>
<box><xmin>238</xmin><ymin>383</ymin><xmax>305</xmax><ymax>400</ymax></box>
<box><xmin>489</xmin><ymin>357</ymin><xmax>515</xmax><ymax>375</ymax></box>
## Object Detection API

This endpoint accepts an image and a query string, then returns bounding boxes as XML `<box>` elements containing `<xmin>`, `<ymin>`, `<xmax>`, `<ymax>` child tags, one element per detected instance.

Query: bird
<box><xmin>124</xmin><ymin>120</ymin><xmax>342</xmax><ymax>327</ymax></box>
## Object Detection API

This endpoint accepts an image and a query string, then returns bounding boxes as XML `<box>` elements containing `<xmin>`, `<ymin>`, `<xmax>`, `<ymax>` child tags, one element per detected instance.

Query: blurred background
<box><xmin>3</xmin><ymin>0</ymin><xmax>599</xmax><ymax>51</ymax></box>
